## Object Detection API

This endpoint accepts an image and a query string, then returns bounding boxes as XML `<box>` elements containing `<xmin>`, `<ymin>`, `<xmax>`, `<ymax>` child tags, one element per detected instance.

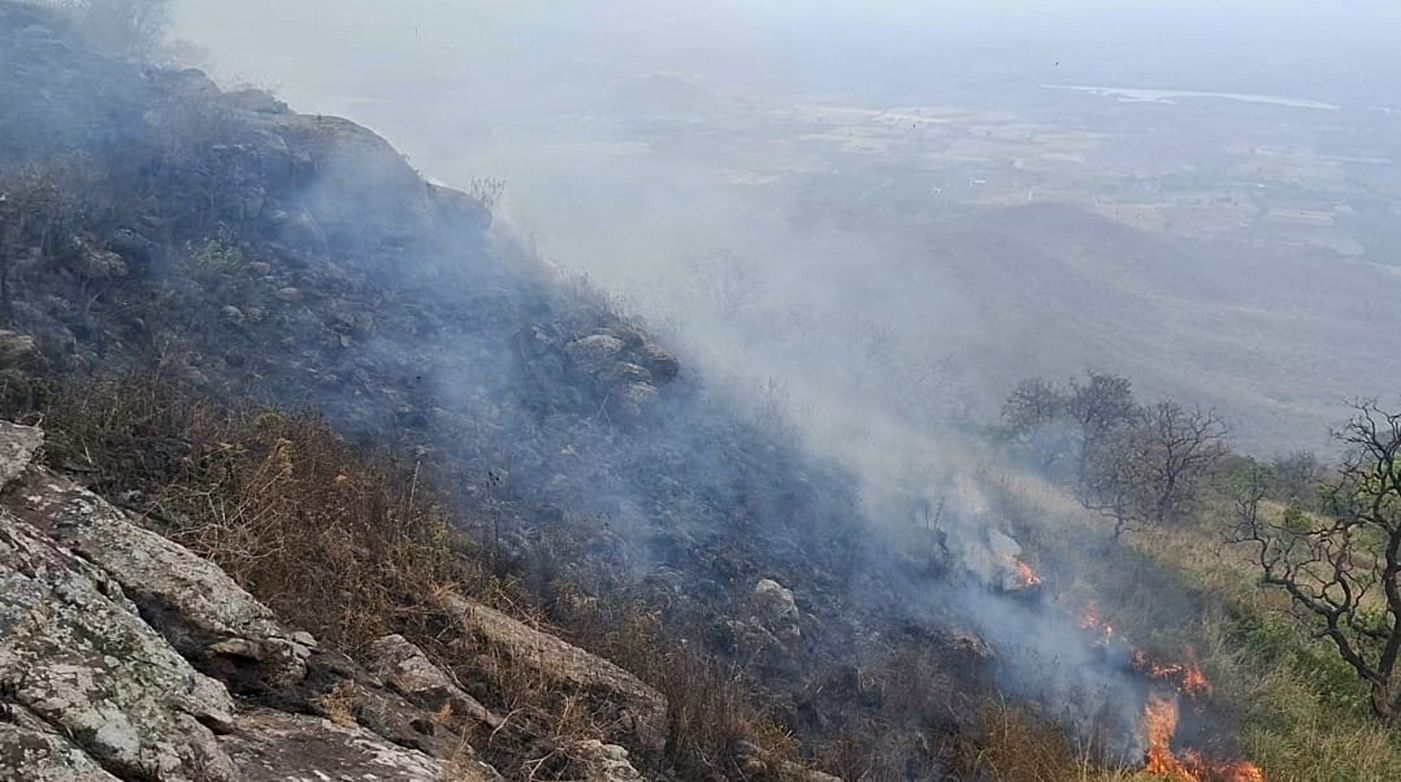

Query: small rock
<box><xmin>565</xmin><ymin>334</ymin><xmax>625</xmax><ymax>374</ymax></box>
<box><xmin>291</xmin><ymin>630</ymin><xmax>318</xmax><ymax>648</ymax></box>
<box><xmin>753</xmin><ymin>578</ymin><xmax>801</xmax><ymax>643</ymax></box>
<box><xmin>639</xmin><ymin>343</ymin><xmax>680</xmax><ymax>385</ymax></box>
<box><xmin>275</xmin><ymin>287</ymin><xmax>302</xmax><ymax>303</ymax></box>
<box><xmin>568</xmin><ymin>739</ymin><xmax>645</xmax><ymax>782</ymax></box>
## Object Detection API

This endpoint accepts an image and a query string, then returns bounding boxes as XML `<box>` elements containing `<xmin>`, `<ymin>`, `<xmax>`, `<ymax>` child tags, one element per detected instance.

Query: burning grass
<box><xmin>988</xmin><ymin>468</ymin><xmax>1401</xmax><ymax>782</ymax></box>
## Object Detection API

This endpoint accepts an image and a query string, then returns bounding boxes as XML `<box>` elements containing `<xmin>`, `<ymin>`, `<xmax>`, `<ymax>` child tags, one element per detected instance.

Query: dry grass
<box><xmin>949</xmin><ymin>699</ymin><xmax>1135</xmax><ymax>782</ymax></box>
<box><xmin>20</xmin><ymin>375</ymin><xmax>810</xmax><ymax>779</ymax></box>
<box><xmin>984</xmin><ymin>460</ymin><xmax>1401</xmax><ymax>782</ymax></box>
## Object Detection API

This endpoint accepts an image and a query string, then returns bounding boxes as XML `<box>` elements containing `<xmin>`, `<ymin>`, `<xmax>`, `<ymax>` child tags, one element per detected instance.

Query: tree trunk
<box><xmin>1371</xmin><ymin>680</ymin><xmax>1395</xmax><ymax>724</ymax></box>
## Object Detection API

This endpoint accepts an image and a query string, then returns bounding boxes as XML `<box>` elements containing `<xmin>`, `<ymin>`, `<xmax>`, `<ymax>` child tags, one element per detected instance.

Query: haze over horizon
<box><xmin>170</xmin><ymin>0</ymin><xmax>1401</xmax><ymax>454</ymax></box>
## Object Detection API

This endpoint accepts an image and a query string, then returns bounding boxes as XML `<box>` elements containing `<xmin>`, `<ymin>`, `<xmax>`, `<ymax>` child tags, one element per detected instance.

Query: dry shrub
<box><xmin>28</xmin><ymin>376</ymin><xmax>482</xmax><ymax>652</ymax></box>
<box><xmin>158</xmin><ymin>411</ymin><xmax>481</xmax><ymax>652</ymax></box>
<box><xmin>25</xmin><ymin>374</ymin><xmax>813</xmax><ymax>778</ymax></box>
<box><xmin>316</xmin><ymin>680</ymin><xmax>361</xmax><ymax>727</ymax></box>
<box><xmin>548</xmin><ymin>587</ymin><xmax>799</xmax><ymax>777</ymax></box>
<box><xmin>950</xmin><ymin>699</ymin><xmax>1084</xmax><ymax>782</ymax></box>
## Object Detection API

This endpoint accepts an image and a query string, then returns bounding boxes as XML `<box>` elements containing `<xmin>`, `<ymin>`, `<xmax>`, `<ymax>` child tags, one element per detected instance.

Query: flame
<box><xmin>1078</xmin><ymin>601</ymin><xmax>1115</xmax><ymax>644</ymax></box>
<box><xmin>1012</xmin><ymin>558</ymin><xmax>1042</xmax><ymax>587</ymax></box>
<box><xmin>1072</xmin><ymin>604</ymin><xmax>1261</xmax><ymax>780</ymax></box>
<box><xmin>1001</xmin><ymin>554</ymin><xmax>1042</xmax><ymax>589</ymax></box>
<box><xmin>1183</xmin><ymin>752</ymin><xmax>1266</xmax><ymax>782</ymax></box>
<box><xmin>1143</xmin><ymin>693</ymin><xmax>1189</xmax><ymax>779</ymax></box>
<box><xmin>1132</xmin><ymin>649</ymin><xmax>1213</xmax><ymax>699</ymax></box>
<box><xmin>1140</xmin><ymin>693</ymin><xmax>1265</xmax><ymax>781</ymax></box>
<box><xmin>1181</xmin><ymin>662</ymin><xmax>1211</xmax><ymax>699</ymax></box>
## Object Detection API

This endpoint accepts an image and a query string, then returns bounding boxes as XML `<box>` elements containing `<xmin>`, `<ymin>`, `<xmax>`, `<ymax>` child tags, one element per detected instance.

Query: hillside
<box><xmin>0</xmin><ymin>3</ymin><xmax>1353</xmax><ymax>782</ymax></box>
<box><xmin>0</xmin><ymin>3</ymin><xmax>973</xmax><ymax>779</ymax></box>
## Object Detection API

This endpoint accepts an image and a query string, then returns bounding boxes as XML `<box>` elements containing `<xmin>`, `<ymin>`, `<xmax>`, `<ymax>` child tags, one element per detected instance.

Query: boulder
<box><xmin>71</xmin><ymin>238</ymin><xmax>128</xmax><ymax>280</ymax></box>
<box><xmin>566</xmin><ymin>739</ymin><xmax>646</xmax><ymax>782</ymax></box>
<box><xmin>105</xmin><ymin>228</ymin><xmax>158</xmax><ymax>275</ymax></box>
<box><xmin>753</xmin><ymin>578</ymin><xmax>801</xmax><ymax>643</ymax></box>
<box><xmin>638</xmin><ymin>343</ymin><xmax>680</xmax><ymax>385</ymax></box>
<box><xmin>0</xmin><ymin>420</ymin><xmax>42</xmax><ymax>485</ymax></box>
<box><xmin>365</xmin><ymin>634</ymin><xmax>499</xmax><ymax>729</ymax></box>
<box><xmin>0</xmin><ymin>710</ymin><xmax>122</xmax><ymax>781</ymax></box>
<box><xmin>434</xmin><ymin>593</ymin><xmax>667</xmax><ymax>753</ymax></box>
<box><xmin>0</xmin><ymin>330</ymin><xmax>38</xmax><ymax>369</ymax></box>
<box><xmin>778</xmin><ymin>761</ymin><xmax>844</xmax><ymax>782</ymax></box>
<box><xmin>218</xmin><ymin>708</ymin><xmax>465</xmax><ymax>782</ymax></box>
<box><xmin>565</xmin><ymin>334</ymin><xmax>626</xmax><ymax>375</ymax></box>
<box><xmin>2</xmin><ymin>459</ymin><xmax>312</xmax><ymax>694</ymax></box>
<box><xmin>0</xmin><ymin>506</ymin><xmax>240</xmax><ymax>780</ymax></box>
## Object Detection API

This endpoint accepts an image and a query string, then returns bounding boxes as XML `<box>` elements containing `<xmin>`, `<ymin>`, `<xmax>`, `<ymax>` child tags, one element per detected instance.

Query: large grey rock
<box><xmin>777</xmin><ymin>761</ymin><xmax>844</xmax><ymax>782</ymax></box>
<box><xmin>566</xmin><ymin>739</ymin><xmax>645</xmax><ymax>782</ymax></box>
<box><xmin>365</xmin><ymin>634</ymin><xmax>498</xmax><ymax>729</ymax></box>
<box><xmin>3</xmin><ymin>470</ymin><xmax>312</xmax><ymax>691</ymax></box>
<box><xmin>565</xmin><ymin>334</ymin><xmax>626</xmax><ymax>375</ymax></box>
<box><xmin>0</xmin><ymin>421</ymin><xmax>42</xmax><ymax>488</ymax></box>
<box><xmin>0</xmin><ymin>511</ymin><xmax>239</xmax><ymax>780</ymax></box>
<box><xmin>219</xmin><ymin>708</ymin><xmax>456</xmax><ymax>782</ymax></box>
<box><xmin>70</xmin><ymin>237</ymin><xmax>128</xmax><ymax>280</ymax></box>
<box><xmin>0</xmin><ymin>331</ymin><xmax>38</xmax><ymax>370</ymax></box>
<box><xmin>637</xmin><ymin>344</ymin><xmax>679</xmax><ymax>385</ymax></box>
<box><xmin>753</xmin><ymin>578</ymin><xmax>801</xmax><ymax>644</ymax></box>
<box><xmin>434</xmin><ymin>593</ymin><xmax>667</xmax><ymax>754</ymax></box>
<box><xmin>0</xmin><ymin>708</ymin><xmax>122</xmax><ymax>781</ymax></box>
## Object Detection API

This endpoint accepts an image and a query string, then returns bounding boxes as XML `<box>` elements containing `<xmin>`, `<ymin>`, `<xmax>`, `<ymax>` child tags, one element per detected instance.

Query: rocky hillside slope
<box><xmin>0</xmin><ymin>420</ymin><xmax>683</xmax><ymax>781</ymax></box>
<box><xmin>0</xmin><ymin>3</ymin><xmax>1014</xmax><ymax>778</ymax></box>
<box><xmin>0</xmin><ymin>414</ymin><xmax>849</xmax><ymax>782</ymax></box>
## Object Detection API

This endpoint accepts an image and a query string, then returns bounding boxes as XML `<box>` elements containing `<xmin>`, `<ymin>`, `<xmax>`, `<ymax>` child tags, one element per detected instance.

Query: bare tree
<box><xmin>1141</xmin><ymin>401</ymin><xmax>1228</xmax><ymax>523</ymax></box>
<box><xmin>685</xmin><ymin>249</ymin><xmax>764</xmax><ymax>320</ymax></box>
<box><xmin>1080</xmin><ymin>401</ymin><xmax>1226</xmax><ymax>539</ymax></box>
<box><xmin>1001</xmin><ymin>376</ymin><xmax>1072</xmax><ymax>471</ymax></box>
<box><xmin>1002</xmin><ymin>377</ymin><xmax>1065</xmax><ymax>437</ymax></box>
<box><xmin>1065</xmin><ymin>370</ymin><xmax>1137</xmax><ymax>475</ymax></box>
<box><xmin>1230</xmin><ymin>401</ymin><xmax>1401</xmax><ymax>723</ymax></box>
<box><xmin>1271</xmin><ymin>449</ymin><xmax>1327</xmax><ymax>504</ymax></box>
<box><xmin>1000</xmin><ymin>370</ymin><xmax>1135</xmax><ymax>477</ymax></box>
<box><xmin>1080</xmin><ymin>426</ymin><xmax>1156</xmax><ymax>540</ymax></box>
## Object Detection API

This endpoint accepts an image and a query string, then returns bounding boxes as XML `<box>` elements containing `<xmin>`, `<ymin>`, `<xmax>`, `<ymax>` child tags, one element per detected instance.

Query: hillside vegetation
<box><xmin>2</xmin><ymin>3</ymin><xmax>1399</xmax><ymax>781</ymax></box>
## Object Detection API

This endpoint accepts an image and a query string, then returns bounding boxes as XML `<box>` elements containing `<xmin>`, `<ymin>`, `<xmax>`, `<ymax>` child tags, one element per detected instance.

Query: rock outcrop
<box><xmin>753</xmin><ymin>578</ymin><xmax>801</xmax><ymax>644</ymax></box>
<box><xmin>0</xmin><ymin>419</ymin><xmax>707</xmax><ymax>781</ymax></box>
<box><xmin>0</xmin><ymin>422</ymin><xmax>476</xmax><ymax>781</ymax></box>
<box><xmin>434</xmin><ymin>593</ymin><xmax>669</xmax><ymax>754</ymax></box>
<box><xmin>0</xmin><ymin>425</ymin><xmax>241</xmax><ymax>781</ymax></box>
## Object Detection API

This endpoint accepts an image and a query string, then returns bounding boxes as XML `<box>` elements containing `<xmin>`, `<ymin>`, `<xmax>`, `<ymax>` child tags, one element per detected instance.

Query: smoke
<box><xmin>15</xmin><ymin>0</ymin><xmax>1393</xmax><ymax>766</ymax></box>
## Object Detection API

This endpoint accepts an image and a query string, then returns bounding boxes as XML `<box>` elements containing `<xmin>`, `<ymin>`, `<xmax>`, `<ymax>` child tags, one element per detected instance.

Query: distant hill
<box><xmin>895</xmin><ymin>201</ymin><xmax>1401</xmax><ymax>451</ymax></box>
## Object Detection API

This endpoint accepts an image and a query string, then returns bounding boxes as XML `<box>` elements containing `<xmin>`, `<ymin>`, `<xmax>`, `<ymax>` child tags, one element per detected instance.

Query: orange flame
<box><xmin>1078</xmin><ymin>601</ymin><xmax>1115</xmax><ymax>644</ymax></box>
<box><xmin>1183</xmin><ymin>752</ymin><xmax>1266</xmax><ymax>782</ymax></box>
<box><xmin>1073</xmin><ymin>604</ymin><xmax>1261</xmax><ymax>780</ymax></box>
<box><xmin>1132</xmin><ymin>649</ymin><xmax>1213</xmax><ymax>699</ymax></box>
<box><xmin>1000</xmin><ymin>554</ymin><xmax>1042</xmax><ymax>589</ymax></box>
<box><xmin>1143</xmin><ymin>693</ymin><xmax>1189</xmax><ymax>779</ymax></box>
<box><xmin>1140</xmin><ymin>693</ymin><xmax>1265</xmax><ymax>781</ymax></box>
<box><xmin>1012</xmin><ymin>558</ymin><xmax>1042</xmax><ymax>588</ymax></box>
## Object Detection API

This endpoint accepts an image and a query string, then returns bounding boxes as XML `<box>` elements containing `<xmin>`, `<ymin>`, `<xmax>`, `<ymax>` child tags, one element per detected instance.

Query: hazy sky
<box><xmin>167</xmin><ymin>0</ymin><xmax>1401</xmax><ymax>453</ymax></box>
<box><xmin>174</xmin><ymin>1</ymin><xmax>1401</xmax><ymax>114</ymax></box>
